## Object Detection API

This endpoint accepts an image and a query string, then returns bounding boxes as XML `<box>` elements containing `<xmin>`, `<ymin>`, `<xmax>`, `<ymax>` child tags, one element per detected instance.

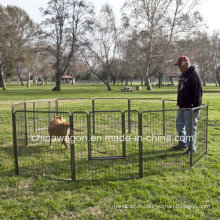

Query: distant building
<box><xmin>61</xmin><ymin>75</ymin><xmax>75</xmax><ymax>84</ymax></box>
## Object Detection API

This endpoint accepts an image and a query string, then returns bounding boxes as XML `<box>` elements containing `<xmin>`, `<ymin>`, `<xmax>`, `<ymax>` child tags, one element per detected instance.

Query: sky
<box><xmin>0</xmin><ymin>0</ymin><xmax>220</xmax><ymax>32</ymax></box>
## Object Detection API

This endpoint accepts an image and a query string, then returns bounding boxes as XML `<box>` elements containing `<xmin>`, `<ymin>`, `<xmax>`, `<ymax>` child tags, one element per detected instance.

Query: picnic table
<box><xmin>121</xmin><ymin>87</ymin><xmax>133</xmax><ymax>92</ymax></box>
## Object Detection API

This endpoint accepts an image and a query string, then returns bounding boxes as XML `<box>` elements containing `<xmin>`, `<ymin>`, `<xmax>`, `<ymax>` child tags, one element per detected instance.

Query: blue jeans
<box><xmin>176</xmin><ymin>109</ymin><xmax>200</xmax><ymax>151</ymax></box>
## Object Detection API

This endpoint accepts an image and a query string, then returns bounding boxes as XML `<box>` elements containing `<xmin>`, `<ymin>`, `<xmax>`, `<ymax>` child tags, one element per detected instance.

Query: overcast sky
<box><xmin>0</xmin><ymin>0</ymin><xmax>219</xmax><ymax>32</ymax></box>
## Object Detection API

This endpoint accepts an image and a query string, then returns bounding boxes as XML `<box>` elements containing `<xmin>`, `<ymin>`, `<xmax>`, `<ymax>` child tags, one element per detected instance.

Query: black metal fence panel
<box><xmin>73</xmin><ymin>111</ymin><xmax>139</xmax><ymax>181</ymax></box>
<box><xmin>141</xmin><ymin>109</ymin><xmax>190</xmax><ymax>176</ymax></box>
<box><xmin>191</xmin><ymin>105</ymin><xmax>208</xmax><ymax>166</ymax></box>
<box><xmin>14</xmin><ymin>111</ymin><xmax>71</xmax><ymax>180</ymax></box>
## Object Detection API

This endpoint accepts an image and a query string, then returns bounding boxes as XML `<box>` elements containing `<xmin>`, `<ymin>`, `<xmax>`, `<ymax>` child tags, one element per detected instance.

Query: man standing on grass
<box><xmin>172</xmin><ymin>56</ymin><xmax>203</xmax><ymax>155</ymax></box>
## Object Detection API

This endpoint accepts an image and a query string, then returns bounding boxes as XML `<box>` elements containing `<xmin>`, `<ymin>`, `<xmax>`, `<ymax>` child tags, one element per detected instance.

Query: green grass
<box><xmin>0</xmin><ymin>83</ymin><xmax>220</xmax><ymax>219</ymax></box>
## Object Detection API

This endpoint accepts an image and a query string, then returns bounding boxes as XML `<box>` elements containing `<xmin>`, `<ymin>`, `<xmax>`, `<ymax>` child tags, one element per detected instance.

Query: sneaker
<box><xmin>183</xmin><ymin>148</ymin><xmax>196</xmax><ymax>155</ymax></box>
<box><xmin>172</xmin><ymin>143</ymin><xmax>188</xmax><ymax>151</ymax></box>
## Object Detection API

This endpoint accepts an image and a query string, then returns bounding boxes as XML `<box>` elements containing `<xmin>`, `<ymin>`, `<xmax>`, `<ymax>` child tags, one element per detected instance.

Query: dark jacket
<box><xmin>177</xmin><ymin>66</ymin><xmax>203</xmax><ymax>108</ymax></box>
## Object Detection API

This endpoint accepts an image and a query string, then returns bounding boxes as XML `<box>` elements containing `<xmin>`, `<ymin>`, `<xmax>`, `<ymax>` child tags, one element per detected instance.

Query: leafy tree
<box><xmin>0</xmin><ymin>5</ymin><xmax>39</xmax><ymax>90</ymax></box>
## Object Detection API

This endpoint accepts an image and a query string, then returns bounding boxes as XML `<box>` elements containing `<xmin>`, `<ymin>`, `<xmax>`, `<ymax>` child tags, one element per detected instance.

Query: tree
<box><xmin>0</xmin><ymin>5</ymin><xmax>39</xmax><ymax>90</ymax></box>
<box><xmin>66</xmin><ymin>55</ymin><xmax>88</xmax><ymax>83</ymax></box>
<box><xmin>210</xmin><ymin>32</ymin><xmax>220</xmax><ymax>86</ymax></box>
<box><xmin>0</xmin><ymin>6</ymin><xmax>16</xmax><ymax>90</ymax></box>
<box><xmin>81</xmin><ymin>4</ymin><xmax>118</xmax><ymax>91</ymax></box>
<box><xmin>215</xmin><ymin>66</ymin><xmax>220</xmax><ymax>86</ymax></box>
<box><xmin>122</xmin><ymin>0</ymin><xmax>203</xmax><ymax>90</ymax></box>
<box><xmin>192</xmin><ymin>32</ymin><xmax>212</xmax><ymax>86</ymax></box>
<box><xmin>16</xmin><ymin>61</ymin><xmax>25</xmax><ymax>86</ymax></box>
<box><xmin>40</xmin><ymin>0</ymin><xmax>94</xmax><ymax>91</ymax></box>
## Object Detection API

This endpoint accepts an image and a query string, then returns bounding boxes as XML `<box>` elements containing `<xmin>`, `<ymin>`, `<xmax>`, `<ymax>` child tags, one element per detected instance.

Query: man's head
<box><xmin>175</xmin><ymin>56</ymin><xmax>190</xmax><ymax>73</ymax></box>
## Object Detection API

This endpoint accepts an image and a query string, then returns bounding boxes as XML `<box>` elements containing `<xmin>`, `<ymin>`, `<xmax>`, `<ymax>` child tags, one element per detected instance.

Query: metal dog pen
<box><xmin>12</xmin><ymin>98</ymin><xmax>208</xmax><ymax>181</ymax></box>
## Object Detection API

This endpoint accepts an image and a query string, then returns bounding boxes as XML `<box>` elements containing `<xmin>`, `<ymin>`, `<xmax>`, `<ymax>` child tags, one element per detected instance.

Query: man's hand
<box><xmin>193</xmin><ymin>109</ymin><xmax>199</xmax><ymax>118</ymax></box>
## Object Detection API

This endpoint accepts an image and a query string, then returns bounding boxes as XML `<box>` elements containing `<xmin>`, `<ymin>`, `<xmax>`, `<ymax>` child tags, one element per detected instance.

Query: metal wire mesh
<box><xmin>142</xmin><ymin>109</ymin><xmax>189</xmax><ymax>176</ymax></box>
<box><xmin>58</xmin><ymin>98</ymin><xmax>92</xmax><ymax>112</ymax></box>
<box><xmin>94</xmin><ymin>98</ymin><xmax>128</xmax><ymax>111</ymax></box>
<box><xmin>163</xmin><ymin>99</ymin><xmax>177</xmax><ymax>109</ymax></box>
<box><xmin>12</xmin><ymin>99</ymin><xmax>208</xmax><ymax>181</ymax></box>
<box><xmin>192</xmin><ymin>105</ymin><xmax>208</xmax><ymax>166</ymax></box>
<box><xmin>15</xmin><ymin>111</ymin><xmax>71</xmax><ymax>180</ymax></box>
<box><xmin>130</xmin><ymin>98</ymin><xmax>162</xmax><ymax>111</ymax></box>
<box><xmin>13</xmin><ymin>102</ymin><xmax>25</xmax><ymax>111</ymax></box>
<box><xmin>73</xmin><ymin>111</ymin><xmax>139</xmax><ymax>180</ymax></box>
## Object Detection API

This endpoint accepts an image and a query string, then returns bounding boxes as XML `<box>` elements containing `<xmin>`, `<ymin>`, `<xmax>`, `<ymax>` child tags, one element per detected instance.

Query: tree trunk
<box><xmin>216</xmin><ymin>75</ymin><xmax>220</xmax><ymax>86</ymax></box>
<box><xmin>42</xmin><ymin>77</ymin><xmax>45</xmax><ymax>85</ymax></box>
<box><xmin>72</xmin><ymin>53</ymin><xmax>76</xmax><ymax>85</ymax></box>
<box><xmin>202</xmin><ymin>78</ymin><xmax>206</xmax><ymax>86</ymax></box>
<box><xmin>145</xmin><ymin>76</ymin><xmax>152</xmax><ymax>90</ymax></box>
<box><xmin>145</xmin><ymin>24</ymin><xmax>153</xmax><ymax>91</ymax></box>
<box><xmin>116</xmin><ymin>75</ymin><xmax>119</xmax><ymax>86</ymax></box>
<box><xmin>101</xmin><ymin>79</ymin><xmax>112</xmax><ymax>91</ymax></box>
<box><xmin>106</xmin><ymin>68</ymin><xmax>109</xmax><ymax>85</ymax></box>
<box><xmin>56</xmin><ymin>77</ymin><xmax>61</xmax><ymax>91</ymax></box>
<box><xmin>141</xmin><ymin>75</ymin><xmax>144</xmax><ymax>86</ymax></box>
<box><xmin>102</xmin><ymin>77</ymin><xmax>112</xmax><ymax>91</ymax></box>
<box><xmin>107</xmin><ymin>83</ymin><xmax>111</xmax><ymax>91</ymax></box>
<box><xmin>17</xmin><ymin>73</ymin><xmax>24</xmax><ymax>86</ymax></box>
<box><xmin>89</xmin><ymin>69</ymin><xmax>111</xmax><ymax>91</ymax></box>
<box><xmin>0</xmin><ymin>66</ymin><xmax>6</xmax><ymax>90</ymax></box>
<box><xmin>125</xmin><ymin>78</ymin><xmax>128</xmax><ymax>86</ymax></box>
<box><xmin>158</xmin><ymin>76</ymin><xmax>161</xmax><ymax>88</ymax></box>
<box><xmin>145</xmin><ymin>74</ymin><xmax>153</xmax><ymax>90</ymax></box>
<box><xmin>27</xmin><ymin>73</ymin><xmax>31</xmax><ymax>88</ymax></box>
<box><xmin>0</xmin><ymin>72</ymin><xmax>3</xmax><ymax>88</ymax></box>
<box><xmin>214</xmin><ymin>77</ymin><xmax>218</xmax><ymax>86</ymax></box>
<box><xmin>170</xmin><ymin>77</ymin><xmax>174</xmax><ymax>85</ymax></box>
<box><xmin>102</xmin><ymin>79</ymin><xmax>112</xmax><ymax>91</ymax></box>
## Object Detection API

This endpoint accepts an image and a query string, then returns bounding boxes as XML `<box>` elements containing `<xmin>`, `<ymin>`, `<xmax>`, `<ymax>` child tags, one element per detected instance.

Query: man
<box><xmin>172</xmin><ymin>56</ymin><xmax>203</xmax><ymax>155</ymax></box>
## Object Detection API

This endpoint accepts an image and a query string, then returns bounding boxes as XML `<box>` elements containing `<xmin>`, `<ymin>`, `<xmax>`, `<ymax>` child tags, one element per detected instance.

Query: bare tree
<box><xmin>37</xmin><ymin>54</ymin><xmax>54</xmax><ymax>85</ymax></box>
<box><xmin>210</xmin><ymin>32</ymin><xmax>220</xmax><ymax>86</ymax></box>
<box><xmin>81</xmin><ymin>4</ymin><xmax>118</xmax><ymax>91</ymax></box>
<box><xmin>122</xmin><ymin>0</ymin><xmax>203</xmax><ymax>90</ymax></box>
<box><xmin>66</xmin><ymin>55</ymin><xmax>88</xmax><ymax>83</ymax></box>
<box><xmin>40</xmin><ymin>0</ymin><xmax>94</xmax><ymax>91</ymax></box>
<box><xmin>215</xmin><ymin>67</ymin><xmax>220</xmax><ymax>86</ymax></box>
<box><xmin>192</xmin><ymin>32</ymin><xmax>212</xmax><ymax>86</ymax></box>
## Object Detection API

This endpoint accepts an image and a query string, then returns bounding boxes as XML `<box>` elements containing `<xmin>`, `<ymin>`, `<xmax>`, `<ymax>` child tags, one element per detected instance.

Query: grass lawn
<box><xmin>0</xmin><ymin>83</ymin><xmax>219</xmax><ymax>219</ymax></box>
